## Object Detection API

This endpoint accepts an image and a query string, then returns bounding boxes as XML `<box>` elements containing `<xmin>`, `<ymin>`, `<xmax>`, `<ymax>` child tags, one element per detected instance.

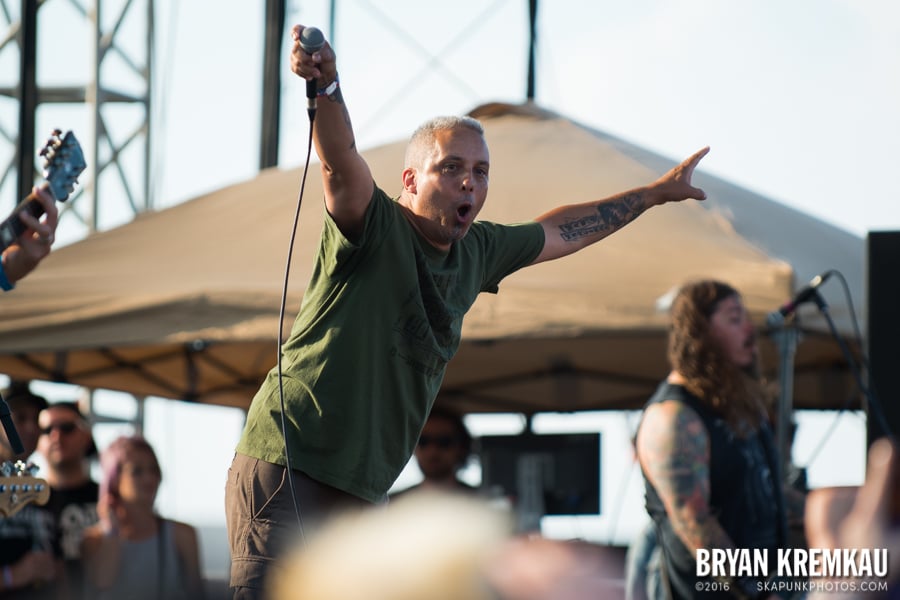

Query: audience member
<box><xmin>81</xmin><ymin>435</ymin><xmax>204</xmax><ymax>600</ymax></box>
<box><xmin>36</xmin><ymin>401</ymin><xmax>99</xmax><ymax>599</ymax></box>
<box><xmin>392</xmin><ymin>407</ymin><xmax>477</xmax><ymax>498</ymax></box>
<box><xmin>805</xmin><ymin>437</ymin><xmax>899</xmax><ymax>599</ymax></box>
<box><xmin>0</xmin><ymin>382</ymin><xmax>57</xmax><ymax>598</ymax></box>
<box><xmin>271</xmin><ymin>490</ymin><xmax>622</xmax><ymax>600</ymax></box>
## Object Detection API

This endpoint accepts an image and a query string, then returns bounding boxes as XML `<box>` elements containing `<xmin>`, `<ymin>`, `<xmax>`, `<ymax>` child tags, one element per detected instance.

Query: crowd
<box><xmin>0</xmin><ymin>383</ymin><xmax>204</xmax><ymax>599</ymax></box>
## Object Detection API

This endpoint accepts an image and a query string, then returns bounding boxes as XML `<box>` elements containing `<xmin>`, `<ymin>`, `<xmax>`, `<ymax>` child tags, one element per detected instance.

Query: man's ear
<box><xmin>401</xmin><ymin>167</ymin><xmax>417</xmax><ymax>194</ymax></box>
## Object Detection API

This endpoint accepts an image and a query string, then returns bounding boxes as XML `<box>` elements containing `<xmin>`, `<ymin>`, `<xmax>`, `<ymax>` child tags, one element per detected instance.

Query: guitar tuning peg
<box><xmin>51</xmin><ymin>128</ymin><xmax>62</xmax><ymax>137</ymax></box>
<box><xmin>0</xmin><ymin>461</ymin><xmax>12</xmax><ymax>477</ymax></box>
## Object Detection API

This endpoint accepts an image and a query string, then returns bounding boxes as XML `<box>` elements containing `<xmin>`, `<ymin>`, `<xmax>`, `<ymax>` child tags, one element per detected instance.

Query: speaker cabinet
<box><xmin>866</xmin><ymin>231</ymin><xmax>900</xmax><ymax>442</ymax></box>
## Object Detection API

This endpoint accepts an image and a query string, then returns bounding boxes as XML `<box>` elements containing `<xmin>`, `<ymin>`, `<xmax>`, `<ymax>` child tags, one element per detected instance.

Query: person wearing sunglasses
<box><xmin>36</xmin><ymin>401</ymin><xmax>99</xmax><ymax>599</ymax></box>
<box><xmin>392</xmin><ymin>408</ymin><xmax>477</xmax><ymax>499</ymax></box>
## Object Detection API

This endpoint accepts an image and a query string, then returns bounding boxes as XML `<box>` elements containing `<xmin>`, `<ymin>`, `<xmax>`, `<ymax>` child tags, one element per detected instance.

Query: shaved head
<box><xmin>404</xmin><ymin>116</ymin><xmax>485</xmax><ymax>170</ymax></box>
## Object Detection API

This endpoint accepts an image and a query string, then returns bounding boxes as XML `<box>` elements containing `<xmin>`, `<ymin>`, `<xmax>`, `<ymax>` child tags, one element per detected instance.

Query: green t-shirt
<box><xmin>236</xmin><ymin>186</ymin><xmax>545</xmax><ymax>502</ymax></box>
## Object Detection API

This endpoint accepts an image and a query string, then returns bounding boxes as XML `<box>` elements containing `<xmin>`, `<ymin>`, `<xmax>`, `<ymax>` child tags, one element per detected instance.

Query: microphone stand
<box><xmin>767</xmin><ymin>313</ymin><xmax>800</xmax><ymax>481</ymax></box>
<box><xmin>0</xmin><ymin>393</ymin><xmax>25</xmax><ymax>455</ymax></box>
<box><xmin>809</xmin><ymin>291</ymin><xmax>892</xmax><ymax>440</ymax></box>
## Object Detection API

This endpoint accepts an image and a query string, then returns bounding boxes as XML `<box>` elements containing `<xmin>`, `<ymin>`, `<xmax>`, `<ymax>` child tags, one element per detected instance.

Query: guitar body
<box><xmin>0</xmin><ymin>469</ymin><xmax>50</xmax><ymax>517</ymax></box>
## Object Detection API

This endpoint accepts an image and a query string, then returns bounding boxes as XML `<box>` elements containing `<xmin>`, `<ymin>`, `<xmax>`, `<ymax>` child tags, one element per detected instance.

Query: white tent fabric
<box><xmin>0</xmin><ymin>103</ymin><xmax>864</xmax><ymax>413</ymax></box>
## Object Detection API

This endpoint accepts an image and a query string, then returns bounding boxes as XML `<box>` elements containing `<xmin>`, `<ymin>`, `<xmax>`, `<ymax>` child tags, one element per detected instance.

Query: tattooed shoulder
<box><xmin>637</xmin><ymin>400</ymin><xmax>710</xmax><ymax>500</ymax></box>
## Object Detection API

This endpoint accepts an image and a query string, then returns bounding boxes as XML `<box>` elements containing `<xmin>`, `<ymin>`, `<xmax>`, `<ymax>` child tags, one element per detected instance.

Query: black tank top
<box><xmin>640</xmin><ymin>381</ymin><xmax>787</xmax><ymax>599</ymax></box>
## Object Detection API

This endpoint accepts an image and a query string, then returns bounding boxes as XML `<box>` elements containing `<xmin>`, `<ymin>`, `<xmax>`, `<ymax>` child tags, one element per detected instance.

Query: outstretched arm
<box><xmin>531</xmin><ymin>146</ymin><xmax>708</xmax><ymax>265</ymax></box>
<box><xmin>290</xmin><ymin>25</ymin><xmax>374</xmax><ymax>240</ymax></box>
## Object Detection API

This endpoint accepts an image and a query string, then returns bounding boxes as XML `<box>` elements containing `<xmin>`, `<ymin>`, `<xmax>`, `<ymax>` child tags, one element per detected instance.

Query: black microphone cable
<box><xmin>275</xmin><ymin>121</ymin><xmax>314</xmax><ymax>540</ymax></box>
<box><xmin>275</xmin><ymin>26</ymin><xmax>326</xmax><ymax>541</ymax></box>
<box><xmin>796</xmin><ymin>269</ymin><xmax>893</xmax><ymax>473</ymax></box>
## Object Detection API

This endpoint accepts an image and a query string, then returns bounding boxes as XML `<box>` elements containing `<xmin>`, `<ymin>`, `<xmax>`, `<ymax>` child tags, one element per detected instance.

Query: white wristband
<box><xmin>317</xmin><ymin>77</ymin><xmax>339</xmax><ymax>97</ymax></box>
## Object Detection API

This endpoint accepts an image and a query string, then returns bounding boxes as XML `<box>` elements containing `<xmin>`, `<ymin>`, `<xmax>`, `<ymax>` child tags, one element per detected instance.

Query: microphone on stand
<box><xmin>767</xmin><ymin>270</ymin><xmax>833</xmax><ymax>327</ymax></box>
<box><xmin>299</xmin><ymin>27</ymin><xmax>326</xmax><ymax>119</ymax></box>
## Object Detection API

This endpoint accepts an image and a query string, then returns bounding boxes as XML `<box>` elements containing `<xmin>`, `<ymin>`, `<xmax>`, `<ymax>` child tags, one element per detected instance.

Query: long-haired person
<box><xmin>80</xmin><ymin>435</ymin><xmax>204</xmax><ymax>600</ymax></box>
<box><xmin>636</xmin><ymin>280</ymin><xmax>799</xmax><ymax>599</ymax></box>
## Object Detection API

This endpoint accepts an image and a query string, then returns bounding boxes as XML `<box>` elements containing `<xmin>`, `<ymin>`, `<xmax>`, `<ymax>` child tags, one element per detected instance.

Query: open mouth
<box><xmin>457</xmin><ymin>204</ymin><xmax>472</xmax><ymax>219</ymax></box>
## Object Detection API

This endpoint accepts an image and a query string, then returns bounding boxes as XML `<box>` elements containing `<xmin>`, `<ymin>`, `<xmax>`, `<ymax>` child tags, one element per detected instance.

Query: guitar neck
<box><xmin>0</xmin><ymin>191</ymin><xmax>45</xmax><ymax>254</ymax></box>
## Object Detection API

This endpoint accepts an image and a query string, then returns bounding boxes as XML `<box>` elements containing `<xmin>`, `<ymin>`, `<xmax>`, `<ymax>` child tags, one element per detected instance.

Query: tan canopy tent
<box><xmin>0</xmin><ymin>103</ymin><xmax>864</xmax><ymax>413</ymax></box>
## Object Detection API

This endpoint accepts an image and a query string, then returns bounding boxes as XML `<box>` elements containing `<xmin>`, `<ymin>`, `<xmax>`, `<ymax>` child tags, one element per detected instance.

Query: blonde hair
<box><xmin>404</xmin><ymin>116</ymin><xmax>485</xmax><ymax>170</ymax></box>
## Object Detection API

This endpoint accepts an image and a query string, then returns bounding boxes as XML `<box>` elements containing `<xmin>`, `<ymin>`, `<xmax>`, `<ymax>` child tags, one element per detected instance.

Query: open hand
<box><xmin>652</xmin><ymin>146</ymin><xmax>709</xmax><ymax>206</ymax></box>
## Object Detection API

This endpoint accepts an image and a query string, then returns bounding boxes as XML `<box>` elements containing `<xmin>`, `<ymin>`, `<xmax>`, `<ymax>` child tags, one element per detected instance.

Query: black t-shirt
<box><xmin>0</xmin><ymin>504</ymin><xmax>55</xmax><ymax>599</ymax></box>
<box><xmin>40</xmin><ymin>480</ymin><xmax>99</xmax><ymax>560</ymax></box>
<box><xmin>37</xmin><ymin>480</ymin><xmax>99</xmax><ymax>600</ymax></box>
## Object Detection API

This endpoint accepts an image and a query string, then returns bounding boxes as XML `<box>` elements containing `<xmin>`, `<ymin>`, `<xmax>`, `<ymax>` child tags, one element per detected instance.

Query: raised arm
<box><xmin>290</xmin><ymin>25</ymin><xmax>374</xmax><ymax>239</ymax></box>
<box><xmin>1</xmin><ymin>184</ymin><xmax>58</xmax><ymax>287</ymax></box>
<box><xmin>531</xmin><ymin>146</ymin><xmax>708</xmax><ymax>264</ymax></box>
<box><xmin>81</xmin><ymin>525</ymin><xmax>123</xmax><ymax>590</ymax></box>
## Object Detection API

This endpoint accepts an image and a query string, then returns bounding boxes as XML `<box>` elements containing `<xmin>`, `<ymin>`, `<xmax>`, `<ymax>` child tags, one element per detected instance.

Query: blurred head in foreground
<box><xmin>270</xmin><ymin>491</ymin><xmax>623</xmax><ymax>600</ymax></box>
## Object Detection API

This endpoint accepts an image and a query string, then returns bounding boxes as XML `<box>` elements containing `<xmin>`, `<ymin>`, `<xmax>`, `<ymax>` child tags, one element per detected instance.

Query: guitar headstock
<box><xmin>39</xmin><ymin>129</ymin><xmax>86</xmax><ymax>202</ymax></box>
<box><xmin>0</xmin><ymin>461</ymin><xmax>49</xmax><ymax>517</ymax></box>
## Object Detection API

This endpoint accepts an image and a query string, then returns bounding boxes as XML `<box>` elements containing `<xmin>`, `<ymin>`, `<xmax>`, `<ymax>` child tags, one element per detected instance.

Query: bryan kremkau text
<box><xmin>696</xmin><ymin>548</ymin><xmax>889</xmax><ymax>578</ymax></box>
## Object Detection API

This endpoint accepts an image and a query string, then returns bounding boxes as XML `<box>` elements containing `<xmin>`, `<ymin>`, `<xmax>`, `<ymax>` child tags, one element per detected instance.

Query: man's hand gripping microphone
<box><xmin>299</xmin><ymin>27</ymin><xmax>326</xmax><ymax>120</ymax></box>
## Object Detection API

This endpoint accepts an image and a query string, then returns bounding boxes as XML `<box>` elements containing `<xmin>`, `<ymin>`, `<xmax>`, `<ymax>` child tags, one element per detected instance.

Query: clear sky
<box><xmin>7</xmin><ymin>0</ymin><xmax>897</xmax><ymax>573</ymax></box>
<box><xmin>150</xmin><ymin>0</ymin><xmax>899</xmax><ymax>239</ymax></box>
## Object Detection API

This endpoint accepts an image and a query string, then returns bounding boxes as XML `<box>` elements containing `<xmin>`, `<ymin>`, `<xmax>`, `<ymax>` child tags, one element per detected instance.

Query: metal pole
<box><xmin>16</xmin><ymin>0</ymin><xmax>38</xmax><ymax>203</ymax></box>
<box><xmin>526</xmin><ymin>0</ymin><xmax>537</xmax><ymax>100</ymax></box>
<box><xmin>259</xmin><ymin>0</ymin><xmax>286</xmax><ymax>170</ymax></box>
<box><xmin>772</xmin><ymin>324</ymin><xmax>799</xmax><ymax>480</ymax></box>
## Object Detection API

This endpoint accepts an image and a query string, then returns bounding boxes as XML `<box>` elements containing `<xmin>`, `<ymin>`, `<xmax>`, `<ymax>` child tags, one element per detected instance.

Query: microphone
<box><xmin>767</xmin><ymin>270</ymin><xmax>832</xmax><ymax>327</ymax></box>
<box><xmin>299</xmin><ymin>27</ymin><xmax>326</xmax><ymax>116</ymax></box>
<box><xmin>0</xmin><ymin>395</ymin><xmax>24</xmax><ymax>455</ymax></box>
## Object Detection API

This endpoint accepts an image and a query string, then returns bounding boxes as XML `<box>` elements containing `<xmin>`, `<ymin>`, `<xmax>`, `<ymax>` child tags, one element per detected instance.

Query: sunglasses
<box><xmin>40</xmin><ymin>422</ymin><xmax>79</xmax><ymax>436</ymax></box>
<box><xmin>417</xmin><ymin>435</ymin><xmax>459</xmax><ymax>449</ymax></box>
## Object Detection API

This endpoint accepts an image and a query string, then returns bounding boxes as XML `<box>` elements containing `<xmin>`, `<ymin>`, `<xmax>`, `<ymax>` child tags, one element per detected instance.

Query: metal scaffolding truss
<box><xmin>0</xmin><ymin>0</ymin><xmax>153</xmax><ymax>429</ymax></box>
<box><xmin>0</xmin><ymin>0</ymin><xmax>153</xmax><ymax>238</ymax></box>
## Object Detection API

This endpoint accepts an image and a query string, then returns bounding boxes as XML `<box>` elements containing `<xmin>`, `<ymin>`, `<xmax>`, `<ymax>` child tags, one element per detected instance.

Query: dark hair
<box><xmin>425</xmin><ymin>407</ymin><xmax>472</xmax><ymax>468</ymax></box>
<box><xmin>667</xmin><ymin>280</ymin><xmax>766</xmax><ymax>434</ymax></box>
<box><xmin>2</xmin><ymin>380</ymin><xmax>49</xmax><ymax>412</ymax></box>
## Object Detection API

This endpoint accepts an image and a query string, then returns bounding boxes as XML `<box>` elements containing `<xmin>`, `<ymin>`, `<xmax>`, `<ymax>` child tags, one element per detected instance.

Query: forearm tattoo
<box><xmin>643</xmin><ymin>406</ymin><xmax>733</xmax><ymax>552</ymax></box>
<box><xmin>557</xmin><ymin>192</ymin><xmax>644</xmax><ymax>242</ymax></box>
<box><xmin>323</xmin><ymin>87</ymin><xmax>357</xmax><ymax>151</ymax></box>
